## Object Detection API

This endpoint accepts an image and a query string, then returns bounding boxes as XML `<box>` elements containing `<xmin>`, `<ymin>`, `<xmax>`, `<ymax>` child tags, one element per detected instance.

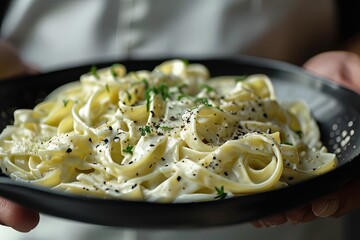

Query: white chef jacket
<box><xmin>2</xmin><ymin>0</ymin><xmax>337</xmax><ymax>71</ymax></box>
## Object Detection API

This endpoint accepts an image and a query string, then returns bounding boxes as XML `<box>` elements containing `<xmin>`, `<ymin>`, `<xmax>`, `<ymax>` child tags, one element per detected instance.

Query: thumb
<box><xmin>0</xmin><ymin>197</ymin><xmax>39</xmax><ymax>232</ymax></box>
<box><xmin>303</xmin><ymin>51</ymin><xmax>360</xmax><ymax>94</ymax></box>
<box><xmin>312</xmin><ymin>178</ymin><xmax>360</xmax><ymax>218</ymax></box>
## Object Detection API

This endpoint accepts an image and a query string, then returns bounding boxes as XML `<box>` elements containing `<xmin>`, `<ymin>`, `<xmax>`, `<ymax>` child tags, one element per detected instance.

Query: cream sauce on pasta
<box><xmin>0</xmin><ymin>60</ymin><xmax>337</xmax><ymax>202</ymax></box>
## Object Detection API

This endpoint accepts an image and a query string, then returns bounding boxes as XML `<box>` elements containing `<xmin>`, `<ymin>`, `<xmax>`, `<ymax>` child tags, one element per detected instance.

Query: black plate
<box><xmin>0</xmin><ymin>57</ymin><xmax>359</xmax><ymax>229</ymax></box>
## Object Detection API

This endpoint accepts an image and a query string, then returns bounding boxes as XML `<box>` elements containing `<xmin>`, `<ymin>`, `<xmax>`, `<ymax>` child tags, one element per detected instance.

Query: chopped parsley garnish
<box><xmin>159</xmin><ymin>84</ymin><xmax>171</xmax><ymax>100</ymax></box>
<box><xmin>145</xmin><ymin>88</ymin><xmax>156</xmax><ymax>111</ymax></box>
<box><xmin>140</xmin><ymin>125</ymin><xmax>152</xmax><ymax>136</ymax></box>
<box><xmin>215</xmin><ymin>186</ymin><xmax>227</xmax><ymax>200</ymax></box>
<box><xmin>181</xmin><ymin>59</ymin><xmax>189</xmax><ymax>66</ymax></box>
<box><xmin>177</xmin><ymin>94</ymin><xmax>190</xmax><ymax>100</ymax></box>
<box><xmin>160</xmin><ymin>126</ymin><xmax>173</xmax><ymax>131</ymax></box>
<box><xmin>63</xmin><ymin>99</ymin><xmax>69</xmax><ymax>107</ymax></box>
<box><xmin>142</xmin><ymin>79</ymin><xmax>149</xmax><ymax>89</ymax></box>
<box><xmin>125</xmin><ymin>90</ymin><xmax>132</xmax><ymax>101</ymax></box>
<box><xmin>195</xmin><ymin>97</ymin><xmax>212</xmax><ymax>107</ymax></box>
<box><xmin>105</xmin><ymin>84</ymin><xmax>110</xmax><ymax>93</ymax></box>
<box><xmin>145</xmin><ymin>84</ymin><xmax>171</xmax><ymax>111</ymax></box>
<box><xmin>123</xmin><ymin>145</ymin><xmax>134</xmax><ymax>155</ymax></box>
<box><xmin>90</xmin><ymin>65</ymin><xmax>100</xmax><ymax>79</ymax></box>
<box><xmin>110</xmin><ymin>64</ymin><xmax>121</xmax><ymax>78</ymax></box>
<box><xmin>281</xmin><ymin>141</ymin><xmax>293</xmax><ymax>146</ymax></box>
<box><xmin>235</xmin><ymin>75</ymin><xmax>247</xmax><ymax>83</ymax></box>
<box><xmin>200</xmin><ymin>84</ymin><xmax>215</xmax><ymax>93</ymax></box>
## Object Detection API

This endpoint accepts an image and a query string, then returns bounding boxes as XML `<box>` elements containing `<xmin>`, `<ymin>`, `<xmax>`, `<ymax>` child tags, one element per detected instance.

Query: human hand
<box><xmin>0</xmin><ymin>40</ymin><xmax>40</xmax><ymax>231</ymax></box>
<box><xmin>0</xmin><ymin>196</ymin><xmax>39</xmax><ymax>232</ymax></box>
<box><xmin>0</xmin><ymin>40</ymin><xmax>38</xmax><ymax>80</ymax></box>
<box><xmin>252</xmin><ymin>178</ymin><xmax>360</xmax><ymax>227</ymax></box>
<box><xmin>253</xmin><ymin>51</ymin><xmax>360</xmax><ymax>228</ymax></box>
<box><xmin>303</xmin><ymin>51</ymin><xmax>360</xmax><ymax>94</ymax></box>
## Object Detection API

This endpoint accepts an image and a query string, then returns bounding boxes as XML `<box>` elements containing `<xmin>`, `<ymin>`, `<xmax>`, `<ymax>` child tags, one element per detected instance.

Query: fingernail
<box><xmin>288</xmin><ymin>218</ymin><xmax>299</xmax><ymax>225</ymax></box>
<box><xmin>259</xmin><ymin>220</ymin><xmax>277</xmax><ymax>228</ymax></box>
<box><xmin>313</xmin><ymin>199</ymin><xmax>339</xmax><ymax>217</ymax></box>
<box><xmin>286</xmin><ymin>211</ymin><xmax>305</xmax><ymax>224</ymax></box>
<box><xmin>259</xmin><ymin>221</ymin><xmax>270</xmax><ymax>227</ymax></box>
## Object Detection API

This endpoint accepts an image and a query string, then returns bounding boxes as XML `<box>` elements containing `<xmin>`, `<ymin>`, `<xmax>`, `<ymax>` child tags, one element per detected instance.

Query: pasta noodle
<box><xmin>0</xmin><ymin>60</ymin><xmax>337</xmax><ymax>202</ymax></box>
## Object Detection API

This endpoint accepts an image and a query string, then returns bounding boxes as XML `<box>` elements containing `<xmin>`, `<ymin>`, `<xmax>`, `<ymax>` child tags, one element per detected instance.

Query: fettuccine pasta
<box><xmin>0</xmin><ymin>60</ymin><xmax>337</xmax><ymax>202</ymax></box>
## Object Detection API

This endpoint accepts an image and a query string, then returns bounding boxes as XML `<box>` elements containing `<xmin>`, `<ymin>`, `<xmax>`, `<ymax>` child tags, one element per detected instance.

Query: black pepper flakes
<box><xmin>177</xmin><ymin>176</ymin><xmax>182</xmax><ymax>181</ymax></box>
<box><xmin>66</xmin><ymin>148</ymin><xmax>72</xmax><ymax>154</ymax></box>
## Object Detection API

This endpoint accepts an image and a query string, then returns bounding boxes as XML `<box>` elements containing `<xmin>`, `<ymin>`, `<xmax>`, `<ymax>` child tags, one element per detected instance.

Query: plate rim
<box><xmin>0</xmin><ymin>56</ymin><xmax>359</xmax><ymax>228</ymax></box>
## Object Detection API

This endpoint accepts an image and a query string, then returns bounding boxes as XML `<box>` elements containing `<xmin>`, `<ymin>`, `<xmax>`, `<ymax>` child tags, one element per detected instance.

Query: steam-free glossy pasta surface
<box><xmin>0</xmin><ymin>60</ymin><xmax>337</xmax><ymax>202</ymax></box>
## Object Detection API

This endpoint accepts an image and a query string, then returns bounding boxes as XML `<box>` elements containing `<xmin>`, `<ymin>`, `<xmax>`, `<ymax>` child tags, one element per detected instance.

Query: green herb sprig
<box><xmin>110</xmin><ymin>64</ymin><xmax>120</xmax><ymax>78</ymax></box>
<box><xmin>140</xmin><ymin>125</ymin><xmax>152</xmax><ymax>136</ymax></box>
<box><xmin>177</xmin><ymin>94</ymin><xmax>190</xmax><ymax>101</ymax></box>
<box><xmin>200</xmin><ymin>84</ymin><xmax>215</xmax><ymax>93</ymax></box>
<box><xmin>195</xmin><ymin>97</ymin><xmax>212</xmax><ymax>107</ymax></box>
<box><xmin>145</xmin><ymin>83</ymin><xmax>171</xmax><ymax>111</ymax></box>
<box><xmin>63</xmin><ymin>99</ymin><xmax>69</xmax><ymax>107</ymax></box>
<box><xmin>125</xmin><ymin>90</ymin><xmax>132</xmax><ymax>101</ymax></box>
<box><xmin>123</xmin><ymin>145</ymin><xmax>134</xmax><ymax>155</ymax></box>
<box><xmin>160</xmin><ymin>126</ymin><xmax>173</xmax><ymax>131</ymax></box>
<box><xmin>215</xmin><ymin>186</ymin><xmax>227</xmax><ymax>200</ymax></box>
<box><xmin>181</xmin><ymin>59</ymin><xmax>189</xmax><ymax>66</ymax></box>
<box><xmin>235</xmin><ymin>75</ymin><xmax>248</xmax><ymax>83</ymax></box>
<box><xmin>142</xmin><ymin>79</ymin><xmax>149</xmax><ymax>89</ymax></box>
<box><xmin>90</xmin><ymin>65</ymin><xmax>100</xmax><ymax>80</ymax></box>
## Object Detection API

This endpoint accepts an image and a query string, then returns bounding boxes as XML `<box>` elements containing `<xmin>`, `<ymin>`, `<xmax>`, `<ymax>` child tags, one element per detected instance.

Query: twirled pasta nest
<box><xmin>0</xmin><ymin>60</ymin><xmax>337</xmax><ymax>202</ymax></box>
